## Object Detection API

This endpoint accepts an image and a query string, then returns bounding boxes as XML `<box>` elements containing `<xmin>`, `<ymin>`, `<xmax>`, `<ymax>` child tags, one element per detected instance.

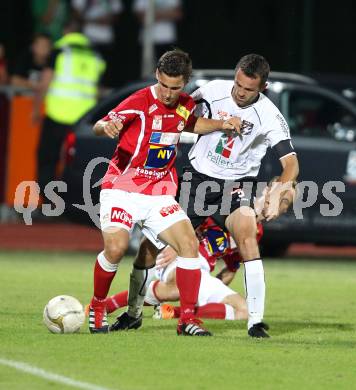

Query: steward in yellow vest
<box><xmin>34</xmin><ymin>21</ymin><xmax>106</xmax><ymax>197</ymax></box>
<box><xmin>46</xmin><ymin>32</ymin><xmax>106</xmax><ymax>125</ymax></box>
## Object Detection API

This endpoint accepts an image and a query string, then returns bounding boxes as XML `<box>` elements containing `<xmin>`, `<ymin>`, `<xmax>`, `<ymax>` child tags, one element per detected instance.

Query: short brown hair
<box><xmin>235</xmin><ymin>54</ymin><xmax>270</xmax><ymax>86</ymax></box>
<box><xmin>157</xmin><ymin>49</ymin><xmax>192</xmax><ymax>84</ymax></box>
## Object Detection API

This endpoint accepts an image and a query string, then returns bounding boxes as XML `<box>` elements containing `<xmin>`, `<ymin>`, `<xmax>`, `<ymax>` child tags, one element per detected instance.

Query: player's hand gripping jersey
<box><xmin>189</xmin><ymin>80</ymin><xmax>294</xmax><ymax>180</ymax></box>
<box><xmin>101</xmin><ymin>86</ymin><xmax>197</xmax><ymax>195</ymax></box>
<box><xmin>197</xmin><ymin>217</ymin><xmax>264</xmax><ymax>272</ymax></box>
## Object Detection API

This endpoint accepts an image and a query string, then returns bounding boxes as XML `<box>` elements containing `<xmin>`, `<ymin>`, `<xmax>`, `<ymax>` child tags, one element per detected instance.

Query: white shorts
<box><xmin>156</xmin><ymin>262</ymin><xmax>235</xmax><ymax>306</ymax></box>
<box><xmin>100</xmin><ymin>189</ymin><xmax>189</xmax><ymax>246</ymax></box>
<box><xmin>198</xmin><ymin>269</ymin><xmax>235</xmax><ymax>306</ymax></box>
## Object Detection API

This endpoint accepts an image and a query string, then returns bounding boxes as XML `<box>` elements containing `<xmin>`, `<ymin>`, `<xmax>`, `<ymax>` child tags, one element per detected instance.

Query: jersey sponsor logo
<box><xmin>110</xmin><ymin>207</ymin><xmax>133</xmax><ymax>227</ymax></box>
<box><xmin>135</xmin><ymin>167</ymin><xmax>167</xmax><ymax>180</ymax></box>
<box><xmin>152</xmin><ymin>115</ymin><xmax>162</xmax><ymax>130</ymax></box>
<box><xmin>108</xmin><ymin>111</ymin><xmax>126</xmax><ymax>122</ymax></box>
<box><xmin>215</xmin><ymin>134</ymin><xmax>236</xmax><ymax>158</ymax></box>
<box><xmin>240</xmin><ymin>120</ymin><xmax>254</xmax><ymax>135</ymax></box>
<box><xmin>148</xmin><ymin>104</ymin><xmax>158</xmax><ymax>114</ymax></box>
<box><xmin>276</xmin><ymin>113</ymin><xmax>290</xmax><ymax>137</ymax></box>
<box><xmin>149</xmin><ymin>132</ymin><xmax>180</xmax><ymax>145</ymax></box>
<box><xmin>144</xmin><ymin>145</ymin><xmax>176</xmax><ymax>169</ymax></box>
<box><xmin>159</xmin><ymin>203</ymin><xmax>182</xmax><ymax>217</ymax></box>
<box><xmin>176</xmin><ymin>104</ymin><xmax>190</xmax><ymax>121</ymax></box>
<box><xmin>177</xmin><ymin>120</ymin><xmax>185</xmax><ymax>132</ymax></box>
<box><xmin>206</xmin><ymin>228</ymin><xmax>228</xmax><ymax>254</ymax></box>
<box><xmin>207</xmin><ymin>150</ymin><xmax>236</xmax><ymax>168</ymax></box>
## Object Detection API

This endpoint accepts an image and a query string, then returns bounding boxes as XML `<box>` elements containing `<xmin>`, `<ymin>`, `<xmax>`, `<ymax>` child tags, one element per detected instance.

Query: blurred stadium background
<box><xmin>1</xmin><ymin>2</ymin><xmax>356</xmax><ymax>389</ymax></box>
<box><xmin>1</xmin><ymin>0</ymin><xmax>356</xmax><ymax>256</ymax></box>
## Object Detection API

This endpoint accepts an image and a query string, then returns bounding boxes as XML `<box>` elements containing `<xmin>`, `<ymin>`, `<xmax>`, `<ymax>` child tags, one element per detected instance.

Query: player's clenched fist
<box><xmin>93</xmin><ymin>119</ymin><xmax>123</xmax><ymax>138</ymax></box>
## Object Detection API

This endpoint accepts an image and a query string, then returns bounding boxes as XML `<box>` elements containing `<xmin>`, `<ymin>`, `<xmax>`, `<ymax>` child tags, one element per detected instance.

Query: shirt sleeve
<box><xmin>101</xmin><ymin>93</ymin><xmax>145</xmax><ymax>126</ymax></box>
<box><xmin>191</xmin><ymin>86</ymin><xmax>211</xmax><ymax>119</ymax></box>
<box><xmin>264</xmin><ymin>109</ymin><xmax>292</xmax><ymax>148</ymax></box>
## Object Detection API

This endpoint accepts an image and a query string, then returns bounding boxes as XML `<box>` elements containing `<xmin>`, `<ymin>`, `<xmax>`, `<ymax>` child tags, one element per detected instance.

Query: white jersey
<box><xmin>189</xmin><ymin>80</ymin><xmax>291</xmax><ymax>180</ymax></box>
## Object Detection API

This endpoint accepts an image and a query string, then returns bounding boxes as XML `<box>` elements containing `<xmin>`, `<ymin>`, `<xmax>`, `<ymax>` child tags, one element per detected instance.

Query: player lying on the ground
<box><xmin>102</xmin><ymin>178</ymin><xmax>297</xmax><ymax>325</ymax></box>
<box><xmin>96</xmin><ymin>253</ymin><xmax>248</xmax><ymax>322</ymax></box>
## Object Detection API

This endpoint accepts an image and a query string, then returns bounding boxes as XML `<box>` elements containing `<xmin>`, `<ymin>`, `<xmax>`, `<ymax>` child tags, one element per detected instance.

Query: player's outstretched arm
<box><xmin>263</xmin><ymin>154</ymin><xmax>299</xmax><ymax>221</ymax></box>
<box><xmin>187</xmin><ymin>116</ymin><xmax>242</xmax><ymax>135</ymax></box>
<box><xmin>93</xmin><ymin>119</ymin><xmax>123</xmax><ymax>138</ymax></box>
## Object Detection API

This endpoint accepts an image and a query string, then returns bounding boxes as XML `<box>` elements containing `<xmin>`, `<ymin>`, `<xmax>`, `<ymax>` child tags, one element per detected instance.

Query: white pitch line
<box><xmin>0</xmin><ymin>358</ymin><xmax>112</xmax><ymax>390</ymax></box>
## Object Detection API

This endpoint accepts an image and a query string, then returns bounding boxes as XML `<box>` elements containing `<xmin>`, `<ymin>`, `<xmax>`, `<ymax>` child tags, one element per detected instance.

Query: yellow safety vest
<box><xmin>45</xmin><ymin>33</ymin><xmax>106</xmax><ymax>125</ymax></box>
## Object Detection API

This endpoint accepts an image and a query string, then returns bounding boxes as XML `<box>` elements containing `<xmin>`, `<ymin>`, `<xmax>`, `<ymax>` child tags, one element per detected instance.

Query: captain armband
<box><xmin>272</xmin><ymin>139</ymin><xmax>296</xmax><ymax>159</ymax></box>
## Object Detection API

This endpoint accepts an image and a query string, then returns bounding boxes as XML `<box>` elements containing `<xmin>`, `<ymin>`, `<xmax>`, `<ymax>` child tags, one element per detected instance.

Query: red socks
<box><xmin>105</xmin><ymin>290</ymin><xmax>128</xmax><ymax>313</ymax></box>
<box><xmin>93</xmin><ymin>259</ymin><xmax>116</xmax><ymax>301</ymax></box>
<box><xmin>176</xmin><ymin>264</ymin><xmax>201</xmax><ymax>321</ymax></box>
<box><xmin>196</xmin><ymin>303</ymin><xmax>226</xmax><ymax>319</ymax></box>
<box><xmin>169</xmin><ymin>303</ymin><xmax>227</xmax><ymax>319</ymax></box>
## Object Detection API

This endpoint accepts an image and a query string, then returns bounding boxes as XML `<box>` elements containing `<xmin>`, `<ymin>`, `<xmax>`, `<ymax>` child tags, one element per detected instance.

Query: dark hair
<box><xmin>157</xmin><ymin>49</ymin><xmax>192</xmax><ymax>83</ymax></box>
<box><xmin>235</xmin><ymin>54</ymin><xmax>270</xmax><ymax>86</ymax></box>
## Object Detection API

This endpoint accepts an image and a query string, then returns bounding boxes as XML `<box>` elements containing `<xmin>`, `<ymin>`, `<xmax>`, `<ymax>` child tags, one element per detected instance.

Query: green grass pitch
<box><xmin>0</xmin><ymin>251</ymin><xmax>356</xmax><ymax>390</ymax></box>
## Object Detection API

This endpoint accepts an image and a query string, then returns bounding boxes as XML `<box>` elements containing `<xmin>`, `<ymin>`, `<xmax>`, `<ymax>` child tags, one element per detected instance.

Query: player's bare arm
<box><xmin>264</xmin><ymin>154</ymin><xmax>299</xmax><ymax>221</ymax></box>
<box><xmin>186</xmin><ymin>116</ymin><xmax>242</xmax><ymax>135</ymax></box>
<box><xmin>93</xmin><ymin>119</ymin><xmax>123</xmax><ymax>138</ymax></box>
<box><xmin>155</xmin><ymin>246</ymin><xmax>178</xmax><ymax>269</ymax></box>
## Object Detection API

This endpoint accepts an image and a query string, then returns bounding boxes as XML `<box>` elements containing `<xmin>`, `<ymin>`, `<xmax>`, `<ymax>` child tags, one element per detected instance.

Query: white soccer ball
<box><xmin>43</xmin><ymin>295</ymin><xmax>85</xmax><ymax>334</ymax></box>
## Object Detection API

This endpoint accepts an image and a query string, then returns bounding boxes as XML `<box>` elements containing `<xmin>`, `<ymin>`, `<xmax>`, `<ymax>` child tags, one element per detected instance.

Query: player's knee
<box><xmin>104</xmin><ymin>242</ymin><xmax>128</xmax><ymax>263</ymax></box>
<box><xmin>237</xmin><ymin>235</ymin><xmax>257</xmax><ymax>251</ymax></box>
<box><xmin>175</xmin><ymin>235</ymin><xmax>198</xmax><ymax>257</ymax></box>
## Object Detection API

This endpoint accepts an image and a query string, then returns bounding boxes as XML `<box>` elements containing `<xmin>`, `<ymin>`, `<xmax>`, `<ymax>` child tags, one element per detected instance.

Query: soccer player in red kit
<box><xmin>88</xmin><ymin>49</ymin><xmax>241</xmax><ymax>335</ymax></box>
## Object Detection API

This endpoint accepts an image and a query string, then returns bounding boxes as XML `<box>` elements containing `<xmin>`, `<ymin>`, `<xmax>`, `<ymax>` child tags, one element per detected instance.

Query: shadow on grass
<box><xmin>271</xmin><ymin>320</ymin><xmax>354</xmax><ymax>334</ymax></box>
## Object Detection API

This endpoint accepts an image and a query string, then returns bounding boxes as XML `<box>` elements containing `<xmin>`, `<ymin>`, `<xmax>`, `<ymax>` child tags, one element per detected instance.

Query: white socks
<box><xmin>127</xmin><ymin>265</ymin><xmax>156</xmax><ymax>318</ymax></box>
<box><xmin>244</xmin><ymin>259</ymin><xmax>265</xmax><ymax>329</ymax></box>
<box><xmin>97</xmin><ymin>251</ymin><xmax>118</xmax><ymax>272</ymax></box>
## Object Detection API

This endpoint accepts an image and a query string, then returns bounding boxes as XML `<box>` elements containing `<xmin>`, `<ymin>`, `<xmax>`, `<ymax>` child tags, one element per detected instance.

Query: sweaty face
<box><xmin>232</xmin><ymin>69</ymin><xmax>266</xmax><ymax>107</ymax></box>
<box><xmin>155</xmin><ymin>70</ymin><xmax>185</xmax><ymax>107</ymax></box>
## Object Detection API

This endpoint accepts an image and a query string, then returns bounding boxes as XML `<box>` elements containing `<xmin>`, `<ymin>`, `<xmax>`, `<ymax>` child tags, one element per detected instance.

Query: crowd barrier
<box><xmin>0</xmin><ymin>86</ymin><xmax>42</xmax><ymax>213</ymax></box>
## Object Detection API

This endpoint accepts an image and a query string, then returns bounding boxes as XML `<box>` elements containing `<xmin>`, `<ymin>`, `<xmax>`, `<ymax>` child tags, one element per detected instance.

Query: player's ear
<box><xmin>261</xmin><ymin>82</ymin><xmax>268</xmax><ymax>92</ymax></box>
<box><xmin>155</xmin><ymin>69</ymin><xmax>160</xmax><ymax>81</ymax></box>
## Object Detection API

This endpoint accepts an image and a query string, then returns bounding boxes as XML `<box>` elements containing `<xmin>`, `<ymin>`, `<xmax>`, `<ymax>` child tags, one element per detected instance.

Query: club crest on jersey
<box><xmin>215</xmin><ymin>134</ymin><xmax>235</xmax><ymax>158</ymax></box>
<box><xmin>110</xmin><ymin>207</ymin><xmax>133</xmax><ymax>228</ymax></box>
<box><xmin>152</xmin><ymin>115</ymin><xmax>162</xmax><ymax>130</ymax></box>
<box><xmin>177</xmin><ymin>120</ymin><xmax>185</xmax><ymax>132</ymax></box>
<box><xmin>176</xmin><ymin>104</ymin><xmax>190</xmax><ymax>121</ymax></box>
<box><xmin>148</xmin><ymin>104</ymin><xmax>158</xmax><ymax>114</ymax></box>
<box><xmin>240</xmin><ymin>120</ymin><xmax>254</xmax><ymax>135</ymax></box>
<box><xmin>206</xmin><ymin>229</ymin><xmax>228</xmax><ymax>254</ymax></box>
<box><xmin>144</xmin><ymin>145</ymin><xmax>176</xmax><ymax>169</ymax></box>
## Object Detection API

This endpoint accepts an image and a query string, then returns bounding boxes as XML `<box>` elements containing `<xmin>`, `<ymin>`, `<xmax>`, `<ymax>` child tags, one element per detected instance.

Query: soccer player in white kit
<box><xmin>181</xmin><ymin>54</ymin><xmax>299</xmax><ymax>337</ymax></box>
<box><xmin>121</xmin><ymin>54</ymin><xmax>299</xmax><ymax>338</ymax></box>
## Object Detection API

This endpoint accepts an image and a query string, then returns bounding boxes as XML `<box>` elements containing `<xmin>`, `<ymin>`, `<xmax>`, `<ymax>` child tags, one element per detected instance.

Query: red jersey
<box><xmin>101</xmin><ymin>85</ymin><xmax>197</xmax><ymax>195</ymax></box>
<box><xmin>197</xmin><ymin>217</ymin><xmax>264</xmax><ymax>272</ymax></box>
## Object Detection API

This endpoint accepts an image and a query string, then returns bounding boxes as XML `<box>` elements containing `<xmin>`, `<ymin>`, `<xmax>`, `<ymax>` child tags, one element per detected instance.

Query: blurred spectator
<box><xmin>32</xmin><ymin>0</ymin><xmax>70</xmax><ymax>42</ymax></box>
<box><xmin>0</xmin><ymin>44</ymin><xmax>9</xmax><ymax>85</ymax></box>
<box><xmin>133</xmin><ymin>0</ymin><xmax>182</xmax><ymax>61</ymax></box>
<box><xmin>10</xmin><ymin>34</ymin><xmax>52</xmax><ymax>92</ymax></box>
<box><xmin>32</xmin><ymin>19</ymin><xmax>106</xmax><ymax>203</ymax></box>
<box><xmin>70</xmin><ymin>0</ymin><xmax>123</xmax><ymax>86</ymax></box>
